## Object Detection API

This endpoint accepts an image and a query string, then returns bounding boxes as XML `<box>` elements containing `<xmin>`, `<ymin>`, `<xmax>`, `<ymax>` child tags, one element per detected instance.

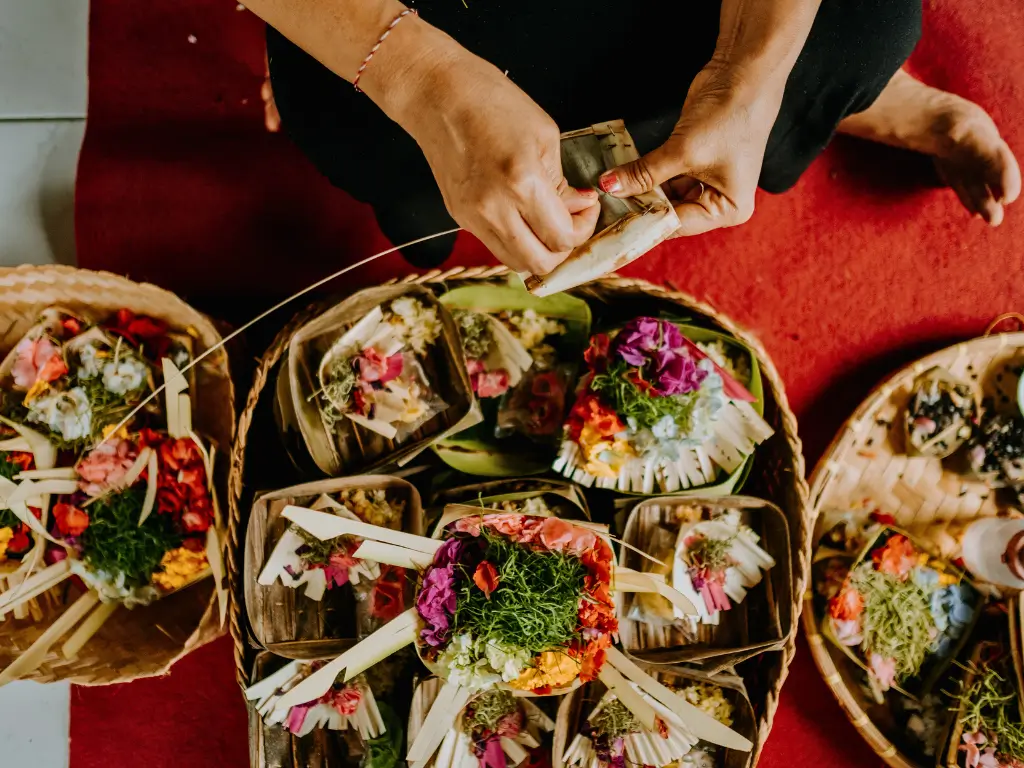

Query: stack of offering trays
<box><xmin>228</xmin><ymin>270</ymin><xmax>809</xmax><ymax>768</ymax></box>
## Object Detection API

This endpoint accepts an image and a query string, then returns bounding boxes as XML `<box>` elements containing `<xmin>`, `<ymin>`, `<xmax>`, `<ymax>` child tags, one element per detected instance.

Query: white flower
<box><xmin>77</xmin><ymin>343</ymin><xmax>103</xmax><ymax>380</ymax></box>
<box><xmin>484</xmin><ymin>641</ymin><xmax>531</xmax><ymax>682</ymax></box>
<box><xmin>27</xmin><ymin>386</ymin><xmax>92</xmax><ymax>440</ymax></box>
<box><xmin>520</xmin><ymin>496</ymin><xmax>553</xmax><ymax>517</ymax></box>
<box><xmin>386</xmin><ymin>297</ymin><xmax>441</xmax><ymax>355</ymax></box>
<box><xmin>651</xmin><ymin>414</ymin><xmax>680</xmax><ymax>441</ymax></box>
<box><xmin>506</xmin><ymin>309</ymin><xmax>565</xmax><ymax>352</ymax></box>
<box><xmin>102</xmin><ymin>353</ymin><xmax>148</xmax><ymax>395</ymax></box>
<box><xmin>696</xmin><ymin>340</ymin><xmax>751</xmax><ymax>387</ymax></box>
<box><xmin>686</xmin><ymin>361</ymin><xmax>725</xmax><ymax>443</ymax></box>
<box><xmin>69</xmin><ymin>559</ymin><xmax>159</xmax><ymax>607</ymax></box>
<box><xmin>437</xmin><ymin>633</ymin><xmax>503</xmax><ymax>691</ymax></box>
<box><xmin>436</xmin><ymin>633</ymin><xmax>527</xmax><ymax>691</ymax></box>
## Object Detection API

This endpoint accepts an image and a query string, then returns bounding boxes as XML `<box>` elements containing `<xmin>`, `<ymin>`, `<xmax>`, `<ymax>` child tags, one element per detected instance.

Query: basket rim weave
<box><xmin>226</xmin><ymin>266</ymin><xmax>809</xmax><ymax>764</ymax></box>
<box><xmin>801</xmin><ymin>330</ymin><xmax>1024</xmax><ymax>768</ymax></box>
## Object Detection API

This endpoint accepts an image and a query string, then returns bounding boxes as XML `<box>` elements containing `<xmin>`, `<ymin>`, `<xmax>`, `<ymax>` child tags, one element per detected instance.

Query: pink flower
<box><xmin>830</xmin><ymin>618</ymin><xmax>863</xmax><ymax>646</ymax></box>
<box><xmin>611</xmin><ymin>318</ymin><xmax>681</xmax><ymax>366</ymax></box>
<box><xmin>516</xmin><ymin>518</ymin><xmax>544</xmax><ymax>544</ymax></box>
<box><xmin>539</xmin><ymin>517</ymin><xmax>574</xmax><ymax>550</ymax></box>
<box><xmin>868</xmin><ymin>653</ymin><xmax>897</xmax><ymax>690</ymax></box>
<box><xmin>417</xmin><ymin>564</ymin><xmax>457</xmax><ymax>646</ymax></box>
<box><xmin>872</xmin><ymin>534</ymin><xmax>918</xmax><ymax>580</ymax></box>
<box><xmin>693</xmin><ymin>573</ymin><xmax>731</xmax><ymax>614</ymax></box>
<box><xmin>285</xmin><ymin>704</ymin><xmax>312</xmax><ymax>734</ymax></box>
<box><xmin>566</xmin><ymin>526</ymin><xmax>597</xmax><ymax>554</ymax></box>
<box><xmin>77</xmin><ymin>439</ymin><xmax>137</xmax><ymax>496</ymax></box>
<box><xmin>961</xmin><ymin>731</ymin><xmax>988</xmax><ymax>768</ymax></box>
<box><xmin>484</xmin><ymin>514</ymin><xmax>527</xmax><ymax>539</ymax></box>
<box><xmin>358</xmin><ymin>348</ymin><xmax>403</xmax><ymax>384</ymax></box>
<box><xmin>609</xmin><ymin>318</ymin><xmax>707</xmax><ymax>396</ymax></box>
<box><xmin>12</xmin><ymin>337</ymin><xmax>67</xmax><ymax>389</ymax></box>
<box><xmin>328</xmin><ymin>686</ymin><xmax>362</xmax><ymax>716</ymax></box>
<box><xmin>481</xmin><ymin>736</ymin><xmax>508</xmax><ymax>768</ymax></box>
<box><xmin>454</xmin><ymin>516</ymin><xmax>482</xmax><ymax>537</ymax></box>
<box><xmin>473</xmin><ymin>368</ymin><xmax>510</xmax><ymax>398</ymax></box>
<box><xmin>323</xmin><ymin>549</ymin><xmax>360</xmax><ymax>588</ymax></box>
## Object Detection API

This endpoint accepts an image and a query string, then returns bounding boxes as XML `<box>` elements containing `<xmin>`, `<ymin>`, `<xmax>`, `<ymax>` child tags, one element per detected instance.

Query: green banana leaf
<box><xmin>433</xmin><ymin>279</ymin><xmax>592</xmax><ymax>476</ymax></box>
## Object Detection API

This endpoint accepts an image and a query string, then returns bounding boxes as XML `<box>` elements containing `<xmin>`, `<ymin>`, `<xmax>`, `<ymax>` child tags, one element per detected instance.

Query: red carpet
<box><xmin>73</xmin><ymin>1</ymin><xmax>1024</xmax><ymax>766</ymax></box>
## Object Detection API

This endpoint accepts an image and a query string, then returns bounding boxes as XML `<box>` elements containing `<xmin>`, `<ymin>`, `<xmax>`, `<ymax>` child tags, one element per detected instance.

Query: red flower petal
<box><xmin>54</xmin><ymin>503</ymin><xmax>89</xmax><ymax>537</ymax></box>
<box><xmin>7</xmin><ymin>529</ymin><xmax>31</xmax><ymax>554</ymax></box>
<box><xmin>7</xmin><ymin>451</ymin><xmax>35</xmax><ymax>471</ymax></box>
<box><xmin>473</xmin><ymin>561</ymin><xmax>500</xmax><ymax>599</ymax></box>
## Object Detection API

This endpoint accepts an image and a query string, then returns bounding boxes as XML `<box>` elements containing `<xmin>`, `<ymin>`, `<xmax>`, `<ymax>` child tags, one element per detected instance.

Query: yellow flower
<box><xmin>679</xmin><ymin>683</ymin><xmax>734</xmax><ymax>726</ymax></box>
<box><xmin>102</xmin><ymin>422</ymin><xmax>130</xmax><ymax>440</ymax></box>
<box><xmin>578</xmin><ymin>426</ymin><xmax>636</xmax><ymax>478</ymax></box>
<box><xmin>0</xmin><ymin>527</ymin><xmax>13</xmax><ymax>563</ymax></box>
<box><xmin>153</xmin><ymin>546</ymin><xmax>209</xmax><ymax>592</ymax></box>
<box><xmin>23</xmin><ymin>380</ymin><xmax>49</xmax><ymax>405</ymax></box>
<box><xmin>508</xmin><ymin>651</ymin><xmax>580</xmax><ymax>691</ymax></box>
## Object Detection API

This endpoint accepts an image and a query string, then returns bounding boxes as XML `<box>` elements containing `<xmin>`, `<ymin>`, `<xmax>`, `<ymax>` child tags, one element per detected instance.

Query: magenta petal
<box><xmin>380</xmin><ymin>354</ymin><xmax>404</xmax><ymax>384</ymax></box>
<box><xmin>286</xmin><ymin>704</ymin><xmax>311</xmax><ymax>734</ymax></box>
<box><xmin>481</xmin><ymin>736</ymin><xmax>507</xmax><ymax>768</ymax></box>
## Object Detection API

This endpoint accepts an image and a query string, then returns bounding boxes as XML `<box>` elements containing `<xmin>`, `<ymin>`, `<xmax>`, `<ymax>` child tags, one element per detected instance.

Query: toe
<box><xmin>995</xmin><ymin>141</ymin><xmax>1022</xmax><ymax>205</ymax></box>
<box><xmin>966</xmin><ymin>182</ymin><xmax>1003</xmax><ymax>226</ymax></box>
<box><xmin>945</xmin><ymin>174</ymin><xmax>980</xmax><ymax>217</ymax></box>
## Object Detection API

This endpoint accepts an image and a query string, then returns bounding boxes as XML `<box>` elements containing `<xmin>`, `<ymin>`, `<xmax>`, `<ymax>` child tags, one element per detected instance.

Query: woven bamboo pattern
<box><xmin>227</xmin><ymin>267</ymin><xmax>809</xmax><ymax>767</ymax></box>
<box><xmin>0</xmin><ymin>265</ymin><xmax>235</xmax><ymax>685</ymax></box>
<box><xmin>802</xmin><ymin>330</ymin><xmax>1024</xmax><ymax>768</ymax></box>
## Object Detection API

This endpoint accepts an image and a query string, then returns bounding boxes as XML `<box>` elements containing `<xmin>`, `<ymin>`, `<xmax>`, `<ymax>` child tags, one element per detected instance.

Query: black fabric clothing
<box><xmin>268</xmin><ymin>0</ymin><xmax>922</xmax><ymax>267</ymax></box>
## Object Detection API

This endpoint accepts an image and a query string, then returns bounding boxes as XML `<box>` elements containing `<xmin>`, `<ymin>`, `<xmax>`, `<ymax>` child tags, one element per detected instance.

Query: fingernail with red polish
<box><xmin>599</xmin><ymin>173</ymin><xmax>621</xmax><ymax>194</ymax></box>
<box><xmin>575</xmin><ymin>186</ymin><xmax>598</xmax><ymax>196</ymax></box>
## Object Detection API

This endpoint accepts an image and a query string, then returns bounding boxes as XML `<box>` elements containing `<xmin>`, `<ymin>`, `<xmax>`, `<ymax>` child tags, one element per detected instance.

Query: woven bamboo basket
<box><xmin>552</xmin><ymin>664</ymin><xmax>757</xmax><ymax>768</ymax></box>
<box><xmin>227</xmin><ymin>267</ymin><xmax>808</xmax><ymax>766</ymax></box>
<box><xmin>803</xmin><ymin>328</ymin><xmax>1024</xmax><ymax>768</ymax></box>
<box><xmin>0</xmin><ymin>265</ymin><xmax>234</xmax><ymax>685</ymax></box>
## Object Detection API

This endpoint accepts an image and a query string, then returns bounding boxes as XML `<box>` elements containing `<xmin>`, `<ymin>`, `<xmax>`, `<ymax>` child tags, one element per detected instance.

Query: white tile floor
<box><xmin>0</xmin><ymin>0</ymin><xmax>88</xmax><ymax>764</ymax></box>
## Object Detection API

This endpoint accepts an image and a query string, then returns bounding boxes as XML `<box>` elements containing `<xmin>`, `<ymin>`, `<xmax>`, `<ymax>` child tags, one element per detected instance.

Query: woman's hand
<box><xmin>387</xmin><ymin>47</ymin><xmax>601</xmax><ymax>274</ymax></box>
<box><xmin>599</xmin><ymin>62</ymin><xmax>783</xmax><ymax>236</ymax></box>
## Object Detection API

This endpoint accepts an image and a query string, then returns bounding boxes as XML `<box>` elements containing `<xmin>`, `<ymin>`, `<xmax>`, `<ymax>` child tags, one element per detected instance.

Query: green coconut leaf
<box><xmin>432</xmin><ymin>279</ymin><xmax>592</xmax><ymax>476</ymax></box>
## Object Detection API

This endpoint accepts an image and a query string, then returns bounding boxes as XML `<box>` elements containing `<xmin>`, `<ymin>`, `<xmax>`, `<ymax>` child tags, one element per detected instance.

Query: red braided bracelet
<box><xmin>353</xmin><ymin>8</ymin><xmax>419</xmax><ymax>93</ymax></box>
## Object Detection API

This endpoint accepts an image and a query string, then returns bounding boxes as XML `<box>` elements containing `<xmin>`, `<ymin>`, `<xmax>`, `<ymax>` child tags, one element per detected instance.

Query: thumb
<box><xmin>598</xmin><ymin>142</ymin><xmax>684</xmax><ymax>198</ymax></box>
<box><xmin>670</xmin><ymin>201</ymin><xmax>720</xmax><ymax>237</ymax></box>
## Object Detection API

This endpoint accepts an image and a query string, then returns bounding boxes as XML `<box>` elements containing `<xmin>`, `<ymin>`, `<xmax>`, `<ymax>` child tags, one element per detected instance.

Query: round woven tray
<box><xmin>802</xmin><ymin>328</ymin><xmax>1024</xmax><ymax>768</ymax></box>
<box><xmin>227</xmin><ymin>266</ymin><xmax>809</xmax><ymax>764</ymax></box>
<box><xmin>0</xmin><ymin>265</ymin><xmax>235</xmax><ymax>685</ymax></box>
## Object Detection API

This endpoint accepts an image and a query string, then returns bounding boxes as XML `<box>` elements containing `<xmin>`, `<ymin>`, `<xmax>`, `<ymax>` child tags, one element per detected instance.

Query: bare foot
<box><xmin>838</xmin><ymin>70</ymin><xmax>1020</xmax><ymax>226</ymax></box>
<box><xmin>262</xmin><ymin>51</ymin><xmax>281</xmax><ymax>133</ymax></box>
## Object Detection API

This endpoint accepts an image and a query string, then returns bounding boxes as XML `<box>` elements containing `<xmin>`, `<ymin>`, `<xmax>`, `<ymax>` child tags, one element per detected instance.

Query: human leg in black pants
<box><xmin>267</xmin><ymin>0</ymin><xmax>1013</xmax><ymax>266</ymax></box>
